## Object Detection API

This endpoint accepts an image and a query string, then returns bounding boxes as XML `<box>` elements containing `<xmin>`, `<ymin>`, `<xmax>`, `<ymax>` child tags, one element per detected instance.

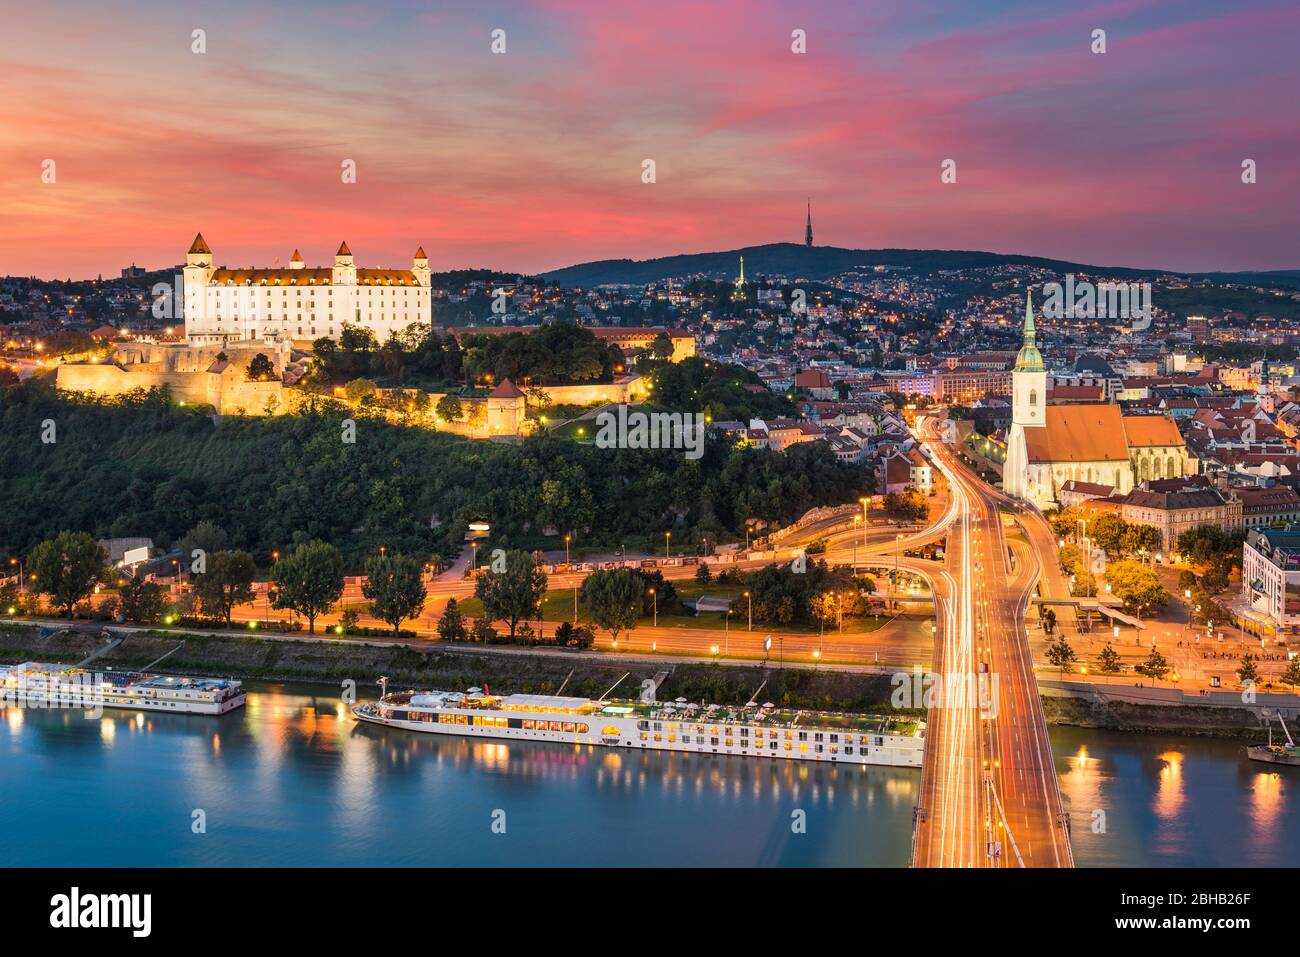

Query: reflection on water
<box><xmin>1053</xmin><ymin>727</ymin><xmax>1300</xmax><ymax>867</ymax></box>
<box><xmin>0</xmin><ymin>683</ymin><xmax>917</xmax><ymax>867</ymax></box>
<box><xmin>6</xmin><ymin>684</ymin><xmax>1292</xmax><ymax>867</ymax></box>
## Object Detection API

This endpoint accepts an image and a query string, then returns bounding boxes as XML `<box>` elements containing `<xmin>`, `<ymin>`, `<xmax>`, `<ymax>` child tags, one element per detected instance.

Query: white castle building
<box><xmin>182</xmin><ymin>234</ymin><xmax>432</xmax><ymax>345</ymax></box>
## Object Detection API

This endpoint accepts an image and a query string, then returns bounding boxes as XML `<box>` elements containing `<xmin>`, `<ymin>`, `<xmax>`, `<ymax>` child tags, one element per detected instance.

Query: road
<box><xmin>910</xmin><ymin>416</ymin><xmax>1073</xmax><ymax>868</ymax></box>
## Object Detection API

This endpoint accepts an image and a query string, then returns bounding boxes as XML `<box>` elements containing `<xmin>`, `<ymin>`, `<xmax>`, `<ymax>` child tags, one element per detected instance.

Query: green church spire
<box><xmin>1015</xmin><ymin>289</ymin><xmax>1045</xmax><ymax>372</ymax></box>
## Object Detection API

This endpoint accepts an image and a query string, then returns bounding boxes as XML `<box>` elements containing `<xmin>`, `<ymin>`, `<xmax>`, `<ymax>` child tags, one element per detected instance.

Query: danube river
<box><xmin>2</xmin><ymin>682</ymin><xmax>1296</xmax><ymax>867</ymax></box>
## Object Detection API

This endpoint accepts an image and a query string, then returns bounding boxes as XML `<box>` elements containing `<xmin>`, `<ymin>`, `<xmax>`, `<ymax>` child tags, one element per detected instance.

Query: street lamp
<box><xmin>471</xmin><ymin>541</ymin><xmax>478</xmax><ymax>572</ymax></box>
<box><xmin>649</xmin><ymin>587</ymin><xmax>657</xmax><ymax>627</ymax></box>
<box><xmin>566</xmin><ymin>534</ymin><xmax>576</xmax><ymax>623</ymax></box>
<box><xmin>8</xmin><ymin>557</ymin><xmax>23</xmax><ymax>596</ymax></box>
<box><xmin>744</xmin><ymin>590</ymin><xmax>752</xmax><ymax>631</ymax></box>
<box><xmin>664</xmin><ymin>530</ymin><xmax>672</xmax><ymax>559</ymax></box>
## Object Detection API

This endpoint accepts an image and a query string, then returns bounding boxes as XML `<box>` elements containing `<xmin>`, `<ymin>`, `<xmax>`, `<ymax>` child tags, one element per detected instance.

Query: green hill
<box><xmin>540</xmin><ymin>243</ymin><xmax>1169</xmax><ymax>287</ymax></box>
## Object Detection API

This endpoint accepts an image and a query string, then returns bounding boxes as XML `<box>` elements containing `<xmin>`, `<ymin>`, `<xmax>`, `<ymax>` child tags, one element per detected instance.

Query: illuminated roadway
<box><xmin>909</xmin><ymin>415</ymin><xmax>1073</xmax><ymax>868</ymax></box>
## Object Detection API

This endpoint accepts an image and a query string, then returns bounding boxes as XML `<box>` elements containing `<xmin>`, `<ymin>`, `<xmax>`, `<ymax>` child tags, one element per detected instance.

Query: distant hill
<box><xmin>540</xmin><ymin>243</ymin><xmax>1173</xmax><ymax>287</ymax></box>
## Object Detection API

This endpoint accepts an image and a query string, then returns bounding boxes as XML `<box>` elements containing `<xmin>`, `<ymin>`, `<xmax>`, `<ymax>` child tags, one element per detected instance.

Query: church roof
<box><xmin>188</xmin><ymin>233</ymin><xmax>211</xmax><ymax>255</ymax></box>
<box><xmin>488</xmin><ymin>378</ymin><xmax>524</xmax><ymax>399</ymax></box>
<box><xmin>1024</xmin><ymin>405</ymin><xmax>1129</xmax><ymax>463</ymax></box>
<box><xmin>1121</xmin><ymin>415</ymin><xmax>1184</xmax><ymax>447</ymax></box>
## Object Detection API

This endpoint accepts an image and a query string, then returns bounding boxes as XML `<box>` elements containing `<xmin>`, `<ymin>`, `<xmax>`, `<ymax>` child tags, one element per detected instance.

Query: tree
<box><xmin>474</xmin><ymin>549</ymin><xmax>547</xmax><ymax>641</ymax></box>
<box><xmin>695</xmin><ymin>563</ymin><xmax>712</xmax><ymax>585</ymax></box>
<box><xmin>29</xmin><ymin>531</ymin><xmax>107</xmax><ymax>618</ymax></box>
<box><xmin>436</xmin><ymin>393</ymin><xmax>464</xmax><ymax>422</ymax></box>
<box><xmin>1237</xmin><ymin>654</ymin><xmax>1260</xmax><ymax>688</ymax></box>
<box><xmin>246</xmin><ymin>353</ymin><xmax>275</xmax><ymax>382</ymax></box>
<box><xmin>581</xmin><ymin>568</ymin><xmax>644</xmax><ymax>643</ymax></box>
<box><xmin>1097</xmin><ymin>642</ymin><xmax>1122</xmax><ymax>675</ymax></box>
<box><xmin>362</xmin><ymin>552</ymin><xmax>427</xmax><ymax>638</ymax></box>
<box><xmin>1104</xmin><ymin>560</ymin><xmax>1169</xmax><ymax>615</ymax></box>
<box><xmin>883</xmin><ymin>489</ymin><xmax>928</xmax><ymax>522</ymax></box>
<box><xmin>1282</xmin><ymin>656</ymin><xmax>1300</xmax><ymax>690</ymax></box>
<box><xmin>344</xmin><ymin>378</ymin><xmax>378</xmax><ymax>403</ymax></box>
<box><xmin>650</xmin><ymin>332</ymin><xmax>675</xmax><ymax>360</ymax></box>
<box><xmin>271</xmin><ymin>540</ymin><xmax>345</xmax><ymax>634</ymax></box>
<box><xmin>118</xmin><ymin>576</ymin><xmax>168</xmax><ymax>624</ymax></box>
<box><xmin>192</xmin><ymin>550</ymin><xmax>256</xmax><ymax>627</ymax></box>
<box><xmin>438</xmin><ymin>597</ymin><xmax>468</xmax><ymax>641</ymax></box>
<box><xmin>1119</xmin><ymin>522</ymin><xmax>1163</xmax><ymax>558</ymax></box>
<box><xmin>1049</xmin><ymin>508</ymin><xmax>1084</xmax><ymax>541</ymax></box>
<box><xmin>1136</xmin><ymin>647</ymin><xmax>1171</xmax><ymax>684</ymax></box>
<box><xmin>1045</xmin><ymin>636</ymin><xmax>1077</xmax><ymax>676</ymax></box>
<box><xmin>635</xmin><ymin>569</ymin><xmax>677</xmax><ymax>614</ymax></box>
<box><xmin>178</xmin><ymin>521</ymin><xmax>229</xmax><ymax>563</ymax></box>
<box><xmin>1088</xmin><ymin>513</ymin><xmax>1127</xmax><ymax>556</ymax></box>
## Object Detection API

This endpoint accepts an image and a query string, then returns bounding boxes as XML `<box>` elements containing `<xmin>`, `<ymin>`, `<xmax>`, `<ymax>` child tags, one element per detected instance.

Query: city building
<box><xmin>1239</xmin><ymin>528</ymin><xmax>1300</xmax><ymax>637</ymax></box>
<box><xmin>182</xmin><ymin>234</ymin><xmax>432</xmax><ymax>346</ymax></box>
<box><xmin>1119</xmin><ymin>481</ymin><xmax>1242</xmax><ymax>552</ymax></box>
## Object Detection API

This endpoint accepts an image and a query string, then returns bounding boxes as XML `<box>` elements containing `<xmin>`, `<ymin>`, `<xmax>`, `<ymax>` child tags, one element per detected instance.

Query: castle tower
<box><xmin>1004</xmin><ymin>289</ymin><xmax>1047</xmax><ymax>502</ymax></box>
<box><xmin>288</xmin><ymin>249</ymin><xmax>304</xmax><ymax>270</ymax></box>
<box><xmin>332</xmin><ymin>241</ymin><xmax>356</xmax><ymax>286</ymax></box>
<box><xmin>183</xmin><ymin>232</ymin><xmax>215</xmax><ymax>332</ymax></box>
<box><xmin>412</xmin><ymin>245</ymin><xmax>431</xmax><ymax>287</ymax></box>
<box><xmin>805</xmin><ymin>199</ymin><xmax>813</xmax><ymax>247</ymax></box>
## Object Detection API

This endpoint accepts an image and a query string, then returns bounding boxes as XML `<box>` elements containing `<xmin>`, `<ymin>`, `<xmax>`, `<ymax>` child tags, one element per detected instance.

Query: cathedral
<box><xmin>182</xmin><ymin>234</ymin><xmax>432</xmax><ymax>346</ymax></box>
<box><xmin>1002</xmin><ymin>292</ymin><xmax>1194</xmax><ymax>509</ymax></box>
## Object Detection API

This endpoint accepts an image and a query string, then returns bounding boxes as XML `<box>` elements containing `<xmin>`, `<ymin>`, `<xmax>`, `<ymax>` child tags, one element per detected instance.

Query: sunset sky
<box><xmin>3</xmin><ymin>0</ymin><xmax>1298</xmax><ymax>279</ymax></box>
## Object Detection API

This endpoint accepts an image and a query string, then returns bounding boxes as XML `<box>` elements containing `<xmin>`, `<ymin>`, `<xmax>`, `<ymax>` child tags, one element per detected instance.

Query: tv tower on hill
<box><xmin>805</xmin><ymin>199</ymin><xmax>813</xmax><ymax>247</ymax></box>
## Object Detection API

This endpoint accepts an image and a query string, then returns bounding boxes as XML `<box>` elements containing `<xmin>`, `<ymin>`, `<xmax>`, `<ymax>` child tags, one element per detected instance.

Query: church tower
<box><xmin>1004</xmin><ymin>289</ymin><xmax>1047</xmax><ymax>502</ymax></box>
<box><xmin>805</xmin><ymin>199</ymin><xmax>813</xmax><ymax>247</ymax></box>
<box><xmin>1012</xmin><ymin>290</ymin><xmax>1047</xmax><ymax>428</ymax></box>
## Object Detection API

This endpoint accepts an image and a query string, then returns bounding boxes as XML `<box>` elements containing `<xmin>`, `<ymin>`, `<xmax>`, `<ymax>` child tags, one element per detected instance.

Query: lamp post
<box><xmin>8</xmin><ymin>558</ymin><xmax>23</xmax><ymax>596</ymax></box>
<box><xmin>744</xmin><ymin>590</ymin><xmax>752</xmax><ymax>631</ymax></box>
<box><xmin>566</xmin><ymin>534</ymin><xmax>576</xmax><ymax>623</ymax></box>
<box><xmin>649</xmin><ymin>587</ymin><xmax>657</xmax><ymax>627</ymax></box>
<box><xmin>664</xmin><ymin>530</ymin><xmax>672</xmax><ymax>560</ymax></box>
<box><xmin>471</xmin><ymin>541</ymin><xmax>478</xmax><ymax>572</ymax></box>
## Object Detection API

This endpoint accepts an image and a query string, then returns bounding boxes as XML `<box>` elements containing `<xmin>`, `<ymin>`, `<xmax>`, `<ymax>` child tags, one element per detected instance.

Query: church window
<box><xmin>1029</xmin><ymin>389</ymin><xmax>1037</xmax><ymax>406</ymax></box>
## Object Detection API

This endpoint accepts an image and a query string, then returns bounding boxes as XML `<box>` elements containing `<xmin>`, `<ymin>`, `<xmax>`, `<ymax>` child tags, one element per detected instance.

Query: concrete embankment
<box><xmin>0</xmin><ymin>623</ymin><xmax>905</xmax><ymax>714</ymax></box>
<box><xmin>1038</xmin><ymin>679</ymin><xmax>1298</xmax><ymax>739</ymax></box>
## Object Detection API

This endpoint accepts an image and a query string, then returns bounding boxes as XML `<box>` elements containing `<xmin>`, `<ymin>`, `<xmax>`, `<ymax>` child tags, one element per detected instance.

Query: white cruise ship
<box><xmin>354</xmin><ymin>686</ymin><xmax>924</xmax><ymax>767</ymax></box>
<box><xmin>0</xmin><ymin>661</ymin><xmax>246</xmax><ymax>715</ymax></box>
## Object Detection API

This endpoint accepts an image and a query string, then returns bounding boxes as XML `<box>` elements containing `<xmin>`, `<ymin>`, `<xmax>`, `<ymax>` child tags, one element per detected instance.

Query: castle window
<box><xmin>1029</xmin><ymin>388</ymin><xmax>1037</xmax><ymax>406</ymax></box>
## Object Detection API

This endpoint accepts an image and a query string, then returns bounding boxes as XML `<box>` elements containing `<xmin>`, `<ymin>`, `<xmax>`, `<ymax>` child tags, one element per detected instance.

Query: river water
<box><xmin>1</xmin><ymin>682</ymin><xmax>1293</xmax><ymax>867</ymax></box>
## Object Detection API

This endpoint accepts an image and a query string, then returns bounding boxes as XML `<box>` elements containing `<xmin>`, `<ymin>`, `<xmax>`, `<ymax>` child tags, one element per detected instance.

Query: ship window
<box><xmin>576</xmin><ymin>723</ymin><xmax>588</xmax><ymax>734</ymax></box>
<box><xmin>602</xmin><ymin>725</ymin><xmax>621</xmax><ymax>736</ymax></box>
